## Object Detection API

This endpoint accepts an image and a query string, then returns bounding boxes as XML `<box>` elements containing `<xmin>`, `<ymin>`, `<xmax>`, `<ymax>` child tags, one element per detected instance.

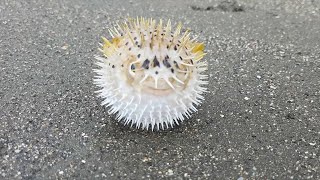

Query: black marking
<box><xmin>163</xmin><ymin>59</ymin><xmax>171</xmax><ymax>68</ymax></box>
<box><xmin>142</xmin><ymin>59</ymin><xmax>150</xmax><ymax>69</ymax></box>
<box><xmin>121</xmin><ymin>64</ymin><xmax>124</xmax><ymax>67</ymax></box>
<box><xmin>112</xmin><ymin>65</ymin><xmax>115</xmax><ymax>68</ymax></box>
<box><xmin>178</xmin><ymin>40</ymin><xmax>181</xmax><ymax>43</ymax></box>
<box><xmin>174</xmin><ymin>46</ymin><xmax>177</xmax><ymax>51</ymax></box>
<box><xmin>155</xmin><ymin>71</ymin><xmax>158</xmax><ymax>74</ymax></box>
<box><xmin>171</xmin><ymin>68</ymin><xmax>174</xmax><ymax>73</ymax></box>
<box><xmin>135</xmin><ymin>41</ymin><xmax>138</xmax><ymax>45</ymax></box>
<box><xmin>161</xmin><ymin>33</ymin><xmax>164</xmax><ymax>36</ymax></box>
<box><xmin>174</xmin><ymin>61</ymin><xmax>179</xmax><ymax>69</ymax></box>
<box><xmin>134</xmin><ymin>37</ymin><xmax>137</xmax><ymax>40</ymax></box>
<box><xmin>137</xmin><ymin>54</ymin><xmax>141</xmax><ymax>58</ymax></box>
<box><xmin>171</xmin><ymin>35</ymin><xmax>173</xmax><ymax>37</ymax></box>
<box><xmin>153</xmin><ymin>56</ymin><xmax>160</xmax><ymax>67</ymax></box>
<box><xmin>108</xmin><ymin>63</ymin><xmax>110</xmax><ymax>66</ymax></box>
<box><xmin>190</xmin><ymin>60</ymin><xmax>194</xmax><ymax>64</ymax></box>
<box><xmin>137</xmin><ymin>45</ymin><xmax>141</xmax><ymax>48</ymax></box>
<box><xmin>167</xmin><ymin>45</ymin><xmax>169</xmax><ymax>49</ymax></box>
<box><xmin>131</xmin><ymin>64</ymin><xmax>135</xmax><ymax>70</ymax></box>
<box><xmin>125</xmin><ymin>42</ymin><xmax>129</xmax><ymax>46</ymax></box>
<box><xmin>179</xmin><ymin>56</ymin><xmax>183</xmax><ymax>60</ymax></box>
<box><xmin>129</xmin><ymin>48</ymin><xmax>131</xmax><ymax>51</ymax></box>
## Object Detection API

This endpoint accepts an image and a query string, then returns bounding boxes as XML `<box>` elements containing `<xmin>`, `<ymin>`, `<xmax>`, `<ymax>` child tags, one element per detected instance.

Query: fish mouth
<box><xmin>142</xmin><ymin>86</ymin><xmax>174</xmax><ymax>96</ymax></box>
<box><xmin>127</xmin><ymin>73</ymin><xmax>175</xmax><ymax>96</ymax></box>
<box><xmin>124</xmin><ymin>61</ymin><xmax>190</xmax><ymax>96</ymax></box>
<box><xmin>129</xmin><ymin>74</ymin><xmax>188</xmax><ymax>96</ymax></box>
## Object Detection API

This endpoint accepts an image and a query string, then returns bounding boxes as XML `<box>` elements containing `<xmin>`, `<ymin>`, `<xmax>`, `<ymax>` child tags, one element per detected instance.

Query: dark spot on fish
<box><xmin>134</xmin><ymin>37</ymin><xmax>137</xmax><ymax>40</ymax></box>
<box><xmin>142</xmin><ymin>59</ymin><xmax>150</xmax><ymax>69</ymax></box>
<box><xmin>155</xmin><ymin>71</ymin><xmax>158</xmax><ymax>74</ymax></box>
<box><xmin>167</xmin><ymin>45</ymin><xmax>169</xmax><ymax>49</ymax></box>
<box><xmin>137</xmin><ymin>54</ymin><xmax>141</xmax><ymax>58</ymax></box>
<box><xmin>129</xmin><ymin>48</ymin><xmax>131</xmax><ymax>51</ymax></box>
<box><xmin>190</xmin><ymin>60</ymin><xmax>194</xmax><ymax>64</ymax></box>
<box><xmin>179</xmin><ymin>56</ymin><xmax>183</xmax><ymax>60</ymax></box>
<box><xmin>131</xmin><ymin>64</ymin><xmax>135</xmax><ymax>70</ymax></box>
<box><xmin>174</xmin><ymin>46</ymin><xmax>177</xmax><ymax>51</ymax></box>
<box><xmin>171</xmin><ymin>68</ymin><xmax>174</xmax><ymax>73</ymax></box>
<box><xmin>125</xmin><ymin>42</ymin><xmax>129</xmax><ymax>46</ymax></box>
<box><xmin>163</xmin><ymin>59</ymin><xmax>171</xmax><ymax>68</ymax></box>
<box><xmin>135</xmin><ymin>41</ymin><xmax>138</xmax><ymax>45</ymax></box>
<box><xmin>173</xmin><ymin>61</ymin><xmax>179</xmax><ymax>69</ymax></box>
<box><xmin>112</xmin><ymin>65</ymin><xmax>115</xmax><ymax>68</ymax></box>
<box><xmin>153</xmin><ymin>56</ymin><xmax>160</xmax><ymax>67</ymax></box>
<box><xmin>121</xmin><ymin>64</ymin><xmax>124</xmax><ymax>67</ymax></box>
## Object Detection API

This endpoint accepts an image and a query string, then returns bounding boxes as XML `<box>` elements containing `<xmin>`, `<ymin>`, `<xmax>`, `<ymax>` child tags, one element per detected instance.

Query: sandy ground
<box><xmin>0</xmin><ymin>0</ymin><xmax>319</xmax><ymax>179</ymax></box>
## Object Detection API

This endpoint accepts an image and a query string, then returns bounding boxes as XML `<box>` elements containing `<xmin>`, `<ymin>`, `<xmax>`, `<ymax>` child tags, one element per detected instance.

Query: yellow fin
<box><xmin>192</xmin><ymin>43</ymin><xmax>205</xmax><ymax>54</ymax></box>
<box><xmin>111</xmin><ymin>37</ymin><xmax>121</xmax><ymax>46</ymax></box>
<box><xmin>102</xmin><ymin>37</ymin><xmax>112</xmax><ymax>48</ymax></box>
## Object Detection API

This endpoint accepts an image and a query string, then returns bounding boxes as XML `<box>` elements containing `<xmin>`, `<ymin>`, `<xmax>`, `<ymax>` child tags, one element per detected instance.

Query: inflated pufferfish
<box><xmin>94</xmin><ymin>17</ymin><xmax>208</xmax><ymax>130</ymax></box>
